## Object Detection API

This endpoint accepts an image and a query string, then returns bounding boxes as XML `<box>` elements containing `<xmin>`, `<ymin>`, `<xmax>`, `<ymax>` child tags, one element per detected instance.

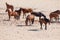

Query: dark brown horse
<box><xmin>49</xmin><ymin>10</ymin><xmax>60</xmax><ymax>22</ymax></box>
<box><xmin>25</xmin><ymin>15</ymin><xmax>35</xmax><ymax>26</ymax></box>
<box><xmin>39</xmin><ymin>18</ymin><xmax>50</xmax><ymax>30</ymax></box>
<box><xmin>20</xmin><ymin>7</ymin><xmax>33</xmax><ymax>18</ymax></box>
<box><xmin>31</xmin><ymin>12</ymin><xmax>46</xmax><ymax>21</ymax></box>
<box><xmin>6</xmin><ymin>9</ymin><xmax>19</xmax><ymax>20</ymax></box>
<box><xmin>6</xmin><ymin>2</ymin><xmax>14</xmax><ymax>11</ymax></box>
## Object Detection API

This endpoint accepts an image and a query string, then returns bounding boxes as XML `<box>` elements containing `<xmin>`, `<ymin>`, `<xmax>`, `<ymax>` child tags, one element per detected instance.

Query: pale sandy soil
<box><xmin>0</xmin><ymin>11</ymin><xmax>59</xmax><ymax>40</ymax></box>
<box><xmin>0</xmin><ymin>0</ymin><xmax>60</xmax><ymax>40</ymax></box>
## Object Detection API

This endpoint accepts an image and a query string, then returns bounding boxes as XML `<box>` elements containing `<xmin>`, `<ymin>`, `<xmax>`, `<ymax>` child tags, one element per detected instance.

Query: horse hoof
<box><xmin>45</xmin><ymin>29</ymin><xmax>47</xmax><ymax>30</ymax></box>
<box><xmin>40</xmin><ymin>28</ymin><xmax>43</xmax><ymax>30</ymax></box>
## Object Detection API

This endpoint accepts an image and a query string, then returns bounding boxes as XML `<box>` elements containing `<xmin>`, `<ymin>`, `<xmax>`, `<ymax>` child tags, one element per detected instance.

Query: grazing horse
<box><xmin>31</xmin><ymin>12</ymin><xmax>46</xmax><ymax>20</ymax></box>
<box><xmin>6</xmin><ymin>9</ymin><xmax>19</xmax><ymax>20</ymax></box>
<box><xmin>20</xmin><ymin>7</ymin><xmax>33</xmax><ymax>18</ymax></box>
<box><xmin>39</xmin><ymin>18</ymin><xmax>50</xmax><ymax>30</ymax></box>
<box><xmin>6</xmin><ymin>2</ymin><xmax>14</xmax><ymax>11</ymax></box>
<box><xmin>25</xmin><ymin>15</ymin><xmax>35</xmax><ymax>26</ymax></box>
<box><xmin>49</xmin><ymin>11</ymin><xmax>59</xmax><ymax>22</ymax></box>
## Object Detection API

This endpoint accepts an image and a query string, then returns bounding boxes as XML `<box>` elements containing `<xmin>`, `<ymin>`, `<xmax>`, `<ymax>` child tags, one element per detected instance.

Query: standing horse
<box><xmin>20</xmin><ymin>7</ymin><xmax>33</xmax><ymax>18</ymax></box>
<box><xmin>25</xmin><ymin>15</ymin><xmax>35</xmax><ymax>26</ymax></box>
<box><xmin>6</xmin><ymin>2</ymin><xmax>14</xmax><ymax>11</ymax></box>
<box><xmin>49</xmin><ymin>10</ymin><xmax>60</xmax><ymax>22</ymax></box>
<box><xmin>39</xmin><ymin>18</ymin><xmax>50</xmax><ymax>30</ymax></box>
<box><xmin>6</xmin><ymin>9</ymin><xmax>19</xmax><ymax>20</ymax></box>
<box><xmin>31</xmin><ymin>12</ymin><xmax>46</xmax><ymax>20</ymax></box>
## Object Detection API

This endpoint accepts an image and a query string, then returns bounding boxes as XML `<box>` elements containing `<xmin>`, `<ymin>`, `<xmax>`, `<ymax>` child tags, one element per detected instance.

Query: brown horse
<box><xmin>6</xmin><ymin>2</ymin><xmax>14</xmax><ymax>11</ymax></box>
<box><xmin>25</xmin><ymin>15</ymin><xmax>35</xmax><ymax>26</ymax></box>
<box><xmin>20</xmin><ymin>7</ymin><xmax>33</xmax><ymax>18</ymax></box>
<box><xmin>52</xmin><ymin>10</ymin><xmax>60</xmax><ymax>14</ymax></box>
<box><xmin>6</xmin><ymin>9</ymin><xmax>19</xmax><ymax>20</ymax></box>
<box><xmin>39</xmin><ymin>18</ymin><xmax>50</xmax><ymax>30</ymax></box>
<box><xmin>49</xmin><ymin>11</ymin><xmax>59</xmax><ymax>22</ymax></box>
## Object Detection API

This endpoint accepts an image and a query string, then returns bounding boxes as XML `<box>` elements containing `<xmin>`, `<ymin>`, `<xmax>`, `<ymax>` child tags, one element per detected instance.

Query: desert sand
<box><xmin>0</xmin><ymin>0</ymin><xmax>60</xmax><ymax>40</ymax></box>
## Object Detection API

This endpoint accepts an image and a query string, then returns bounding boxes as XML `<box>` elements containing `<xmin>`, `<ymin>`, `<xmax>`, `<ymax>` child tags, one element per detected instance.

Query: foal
<box><xmin>25</xmin><ymin>15</ymin><xmax>35</xmax><ymax>26</ymax></box>
<box><xmin>39</xmin><ymin>18</ymin><xmax>50</xmax><ymax>30</ymax></box>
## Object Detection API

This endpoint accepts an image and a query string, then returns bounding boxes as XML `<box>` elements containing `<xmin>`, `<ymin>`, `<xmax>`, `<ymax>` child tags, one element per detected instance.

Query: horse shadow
<box><xmin>51</xmin><ymin>21</ymin><xmax>60</xmax><ymax>23</ymax></box>
<box><xmin>28</xmin><ymin>29</ymin><xmax>40</xmax><ymax>31</ymax></box>
<box><xmin>17</xmin><ymin>24</ymin><xmax>32</xmax><ymax>27</ymax></box>
<box><xmin>3</xmin><ymin>19</ymin><xmax>10</xmax><ymax>21</ymax></box>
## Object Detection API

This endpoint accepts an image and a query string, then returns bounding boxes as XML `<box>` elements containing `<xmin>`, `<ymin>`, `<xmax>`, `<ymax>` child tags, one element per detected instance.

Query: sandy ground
<box><xmin>0</xmin><ymin>0</ymin><xmax>60</xmax><ymax>40</ymax></box>
<box><xmin>0</xmin><ymin>11</ymin><xmax>60</xmax><ymax>40</ymax></box>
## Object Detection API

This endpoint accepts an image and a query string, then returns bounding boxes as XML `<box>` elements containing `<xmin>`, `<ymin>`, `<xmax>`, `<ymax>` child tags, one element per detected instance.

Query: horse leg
<box><xmin>8</xmin><ymin>15</ymin><xmax>10</xmax><ymax>21</ymax></box>
<box><xmin>45</xmin><ymin>24</ymin><xmax>47</xmax><ymax>30</ymax></box>
<box><xmin>25</xmin><ymin>18</ymin><xmax>28</xmax><ymax>26</ymax></box>
<box><xmin>55</xmin><ymin>17</ymin><xmax>57</xmax><ymax>22</ymax></box>
<box><xmin>40</xmin><ymin>22</ymin><xmax>42</xmax><ymax>30</ymax></box>
<box><xmin>57</xmin><ymin>16</ymin><xmax>59</xmax><ymax>22</ymax></box>
<box><xmin>50</xmin><ymin>17</ymin><xmax>52</xmax><ymax>22</ymax></box>
<box><xmin>32</xmin><ymin>18</ymin><xmax>34</xmax><ymax>24</ymax></box>
<box><xmin>19</xmin><ymin>13</ymin><xmax>21</xmax><ymax>19</ymax></box>
<box><xmin>29</xmin><ymin>19</ymin><xmax>32</xmax><ymax>25</ymax></box>
<box><xmin>23</xmin><ymin>13</ymin><xmax>26</xmax><ymax>18</ymax></box>
<box><xmin>39</xmin><ymin>17</ymin><xmax>41</xmax><ymax>20</ymax></box>
<box><xmin>24</xmin><ymin>13</ymin><xmax>26</xmax><ymax>18</ymax></box>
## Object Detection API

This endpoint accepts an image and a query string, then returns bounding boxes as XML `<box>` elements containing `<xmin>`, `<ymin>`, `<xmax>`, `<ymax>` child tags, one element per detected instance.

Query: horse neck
<box><xmin>8</xmin><ymin>9</ymin><xmax>12</xmax><ymax>13</ymax></box>
<box><xmin>6</xmin><ymin>3</ymin><xmax>9</xmax><ymax>7</ymax></box>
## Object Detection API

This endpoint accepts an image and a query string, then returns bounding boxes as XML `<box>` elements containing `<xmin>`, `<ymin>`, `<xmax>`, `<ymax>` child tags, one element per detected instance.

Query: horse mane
<box><xmin>39</xmin><ymin>12</ymin><xmax>46</xmax><ymax>18</ymax></box>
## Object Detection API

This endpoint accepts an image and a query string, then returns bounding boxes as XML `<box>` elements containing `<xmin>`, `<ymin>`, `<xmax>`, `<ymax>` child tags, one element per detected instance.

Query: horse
<box><xmin>49</xmin><ymin>11</ymin><xmax>59</xmax><ymax>22</ymax></box>
<box><xmin>20</xmin><ymin>7</ymin><xmax>33</xmax><ymax>18</ymax></box>
<box><xmin>6</xmin><ymin>2</ymin><xmax>14</xmax><ymax>11</ymax></box>
<box><xmin>15</xmin><ymin>8</ymin><xmax>21</xmax><ymax>19</ymax></box>
<box><xmin>39</xmin><ymin>18</ymin><xmax>50</xmax><ymax>30</ymax></box>
<box><xmin>25</xmin><ymin>15</ymin><xmax>35</xmax><ymax>26</ymax></box>
<box><xmin>31</xmin><ymin>12</ymin><xmax>46</xmax><ymax>20</ymax></box>
<box><xmin>6</xmin><ymin>8</ymin><xmax>19</xmax><ymax>20</ymax></box>
<box><xmin>52</xmin><ymin>10</ymin><xmax>60</xmax><ymax>14</ymax></box>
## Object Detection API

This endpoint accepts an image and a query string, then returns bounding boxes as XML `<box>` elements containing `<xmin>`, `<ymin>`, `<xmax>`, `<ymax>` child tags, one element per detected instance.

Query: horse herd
<box><xmin>5</xmin><ymin>2</ymin><xmax>60</xmax><ymax>30</ymax></box>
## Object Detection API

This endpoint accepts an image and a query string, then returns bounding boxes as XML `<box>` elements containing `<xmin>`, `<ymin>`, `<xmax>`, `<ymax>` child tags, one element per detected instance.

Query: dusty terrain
<box><xmin>0</xmin><ymin>0</ymin><xmax>60</xmax><ymax>40</ymax></box>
